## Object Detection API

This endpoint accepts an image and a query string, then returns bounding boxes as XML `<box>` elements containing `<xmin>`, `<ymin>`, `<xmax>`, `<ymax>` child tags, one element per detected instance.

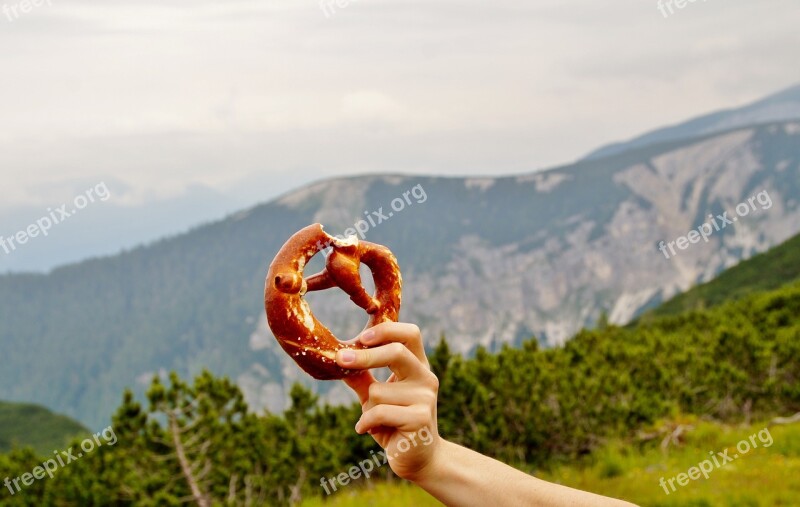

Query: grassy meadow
<box><xmin>303</xmin><ymin>420</ymin><xmax>800</xmax><ymax>507</ymax></box>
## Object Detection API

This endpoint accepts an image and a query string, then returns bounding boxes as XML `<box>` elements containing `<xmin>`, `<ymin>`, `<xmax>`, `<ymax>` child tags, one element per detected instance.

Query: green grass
<box><xmin>545</xmin><ymin>420</ymin><xmax>800</xmax><ymax>506</ymax></box>
<box><xmin>301</xmin><ymin>481</ymin><xmax>443</xmax><ymax>507</ymax></box>
<box><xmin>301</xmin><ymin>421</ymin><xmax>800</xmax><ymax>507</ymax></box>
<box><xmin>641</xmin><ymin>231</ymin><xmax>800</xmax><ymax>319</ymax></box>
<box><xmin>0</xmin><ymin>401</ymin><xmax>88</xmax><ymax>456</ymax></box>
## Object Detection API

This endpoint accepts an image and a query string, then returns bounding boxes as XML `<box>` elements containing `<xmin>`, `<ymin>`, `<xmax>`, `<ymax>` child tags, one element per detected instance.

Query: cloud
<box><xmin>341</xmin><ymin>90</ymin><xmax>406</xmax><ymax>123</ymax></box>
<box><xmin>0</xmin><ymin>0</ymin><xmax>798</xmax><ymax>248</ymax></box>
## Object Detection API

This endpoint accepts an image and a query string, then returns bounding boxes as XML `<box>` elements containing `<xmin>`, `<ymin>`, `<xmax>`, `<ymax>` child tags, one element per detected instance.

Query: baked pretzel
<box><xmin>264</xmin><ymin>223</ymin><xmax>402</xmax><ymax>380</ymax></box>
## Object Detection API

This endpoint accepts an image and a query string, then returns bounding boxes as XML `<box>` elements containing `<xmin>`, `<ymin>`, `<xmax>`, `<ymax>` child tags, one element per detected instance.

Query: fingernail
<box><xmin>339</xmin><ymin>350</ymin><xmax>357</xmax><ymax>364</ymax></box>
<box><xmin>359</xmin><ymin>330</ymin><xmax>375</xmax><ymax>343</ymax></box>
<box><xmin>355</xmin><ymin>419</ymin><xmax>362</xmax><ymax>433</ymax></box>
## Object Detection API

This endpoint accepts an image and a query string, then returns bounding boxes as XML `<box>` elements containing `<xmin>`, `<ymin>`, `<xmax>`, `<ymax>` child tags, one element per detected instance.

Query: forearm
<box><xmin>411</xmin><ymin>440</ymin><xmax>637</xmax><ymax>507</ymax></box>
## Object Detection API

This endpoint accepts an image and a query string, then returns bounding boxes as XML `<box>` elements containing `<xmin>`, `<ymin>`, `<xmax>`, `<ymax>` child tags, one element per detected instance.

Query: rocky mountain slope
<box><xmin>639</xmin><ymin>230</ymin><xmax>800</xmax><ymax>320</ymax></box>
<box><xmin>1</xmin><ymin>120</ymin><xmax>799</xmax><ymax>429</ymax></box>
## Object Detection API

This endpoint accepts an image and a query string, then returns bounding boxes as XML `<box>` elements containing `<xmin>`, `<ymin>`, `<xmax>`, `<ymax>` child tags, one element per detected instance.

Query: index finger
<box><xmin>336</xmin><ymin>342</ymin><xmax>429</xmax><ymax>381</ymax></box>
<box><xmin>356</xmin><ymin>322</ymin><xmax>429</xmax><ymax>369</ymax></box>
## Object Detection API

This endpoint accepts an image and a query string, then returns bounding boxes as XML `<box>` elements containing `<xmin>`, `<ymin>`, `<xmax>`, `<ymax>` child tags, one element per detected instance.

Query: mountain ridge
<box><xmin>2</xmin><ymin>119</ymin><xmax>799</xmax><ymax>429</ymax></box>
<box><xmin>584</xmin><ymin>83</ymin><xmax>800</xmax><ymax>160</ymax></box>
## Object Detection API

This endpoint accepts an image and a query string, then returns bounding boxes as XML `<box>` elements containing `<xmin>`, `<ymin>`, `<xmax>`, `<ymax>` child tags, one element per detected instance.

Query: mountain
<box><xmin>1</xmin><ymin>119</ymin><xmax>799</xmax><ymax>429</ymax></box>
<box><xmin>0</xmin><ymin>401</ymin><xmax>88</xmax><ymax>455</ymax></box>
<box><xmin>639</xmin><ymin>230</ymin><xmax>800</xmax><ymax>319</ymax></box>
<box><xmin>584</xmin><ymin>83</ymin><xmax>800</xmax><ymax>160</ymax></box>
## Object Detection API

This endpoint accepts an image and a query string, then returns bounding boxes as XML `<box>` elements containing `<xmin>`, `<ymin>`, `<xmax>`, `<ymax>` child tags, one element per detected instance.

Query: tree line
<box><xmin>2</xmin><ymin>282</ymin><xmax>798</xmax><ymax>505</ymax></box>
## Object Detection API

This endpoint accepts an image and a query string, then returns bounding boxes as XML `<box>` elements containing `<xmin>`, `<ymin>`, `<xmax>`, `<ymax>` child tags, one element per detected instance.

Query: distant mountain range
<box><xmin>584</xmin><ymin>83</ymin><xmax>800</xmax><ymax>160</ymax></box>
<box><xmin>2</xmin><ymin>89</ymin><xmax>800</xmax><ymax>429</ymax></box>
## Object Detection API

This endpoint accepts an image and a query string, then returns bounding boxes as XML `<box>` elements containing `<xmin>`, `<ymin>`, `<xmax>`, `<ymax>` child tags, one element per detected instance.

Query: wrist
<box><xmin>402</xmin><ymin>436</ymin><xmax>451</xmax><ymax>485</ymax></box>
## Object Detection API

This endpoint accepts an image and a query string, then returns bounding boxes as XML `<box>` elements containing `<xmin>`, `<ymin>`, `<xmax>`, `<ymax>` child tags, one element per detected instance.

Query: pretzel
<box><xmin>264</xmin><ymin>223</ymin><xmax>402</xmax><ymax>380</ymax></box>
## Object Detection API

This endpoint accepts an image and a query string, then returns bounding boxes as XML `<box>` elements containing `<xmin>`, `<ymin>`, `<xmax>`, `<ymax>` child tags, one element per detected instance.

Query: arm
<box><xmin>413</xmin><ymin>440</ymin><xmax>635</xmax><ymax>507</ymax></box>
<box><xmin>336</xmin><ymin>323</ymin><xmax>638</xmax><ymax>507</ymax></box>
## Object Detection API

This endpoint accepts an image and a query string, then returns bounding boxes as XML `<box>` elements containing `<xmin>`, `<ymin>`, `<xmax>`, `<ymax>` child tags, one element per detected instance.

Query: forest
<box><xmin>1</xmin><ymin>273</ymin><xmax>798</xmax><ymax>505</ymax></box>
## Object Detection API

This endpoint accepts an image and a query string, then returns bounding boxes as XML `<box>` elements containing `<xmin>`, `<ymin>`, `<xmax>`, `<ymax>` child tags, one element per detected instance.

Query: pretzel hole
<box><xmin>304</xmin><ymin>262</ymin><xmax>376</xmax><ymax>343</ymax></box>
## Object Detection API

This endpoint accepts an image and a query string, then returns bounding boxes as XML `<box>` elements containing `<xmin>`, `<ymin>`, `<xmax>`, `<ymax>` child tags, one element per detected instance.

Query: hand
<box><xmin>336</xmin><ymin>324</ymin><xmax>638</xmax><ymax>507</ymax></box>
<box><xmin>336</xmin><ymin>322</ymin><xmax>442</xmax><ymax>481</ymax></box>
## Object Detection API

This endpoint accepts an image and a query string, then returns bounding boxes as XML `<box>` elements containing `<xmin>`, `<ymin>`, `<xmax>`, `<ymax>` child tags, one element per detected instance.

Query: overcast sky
<box><xmin>1</xmin><ymin>0</ymin><xmax>800</xmax><ymax>271</ymax></box>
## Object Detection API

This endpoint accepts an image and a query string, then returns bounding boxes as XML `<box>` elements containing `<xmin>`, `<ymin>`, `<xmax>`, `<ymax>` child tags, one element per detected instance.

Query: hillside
<box><xmin>640</xmin><ymin>230</ymin><xmax>800</xmax><ymax>318</ymax></box>
<box><xmin>1</xmin><ymin>119</ymin><xmax>799</xmax><ymax>429</ymax></box>
<box><xmin>0</xmin><ymin>402</ymin><xmax>88</xmax><ymax>456</ymax></box>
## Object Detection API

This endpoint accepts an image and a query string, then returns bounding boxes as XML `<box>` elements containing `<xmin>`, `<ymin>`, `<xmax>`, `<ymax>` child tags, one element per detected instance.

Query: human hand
<box><xmin>335</xmin><ymin>324</ymin><xmax>638</xmax><ymax>507</ymax></box>
<box><xmin>336</xmin><ymin>322</ymin><xmax>442</xmax><ymax>481</ymax></box>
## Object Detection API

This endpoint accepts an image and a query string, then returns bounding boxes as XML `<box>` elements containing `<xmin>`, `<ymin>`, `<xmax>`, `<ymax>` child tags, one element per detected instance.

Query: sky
<box><xmin>1</xmin><ymin>0</ymin><xmax>800</xmax><ymax>271</ymax></box>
